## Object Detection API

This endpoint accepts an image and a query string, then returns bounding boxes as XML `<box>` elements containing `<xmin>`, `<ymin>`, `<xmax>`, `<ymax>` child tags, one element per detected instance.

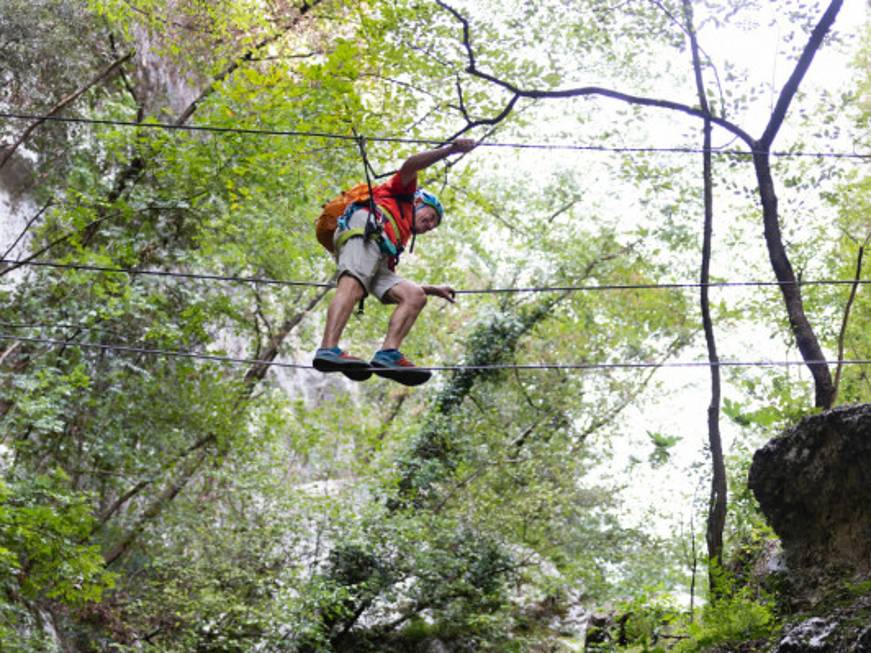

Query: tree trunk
<box><xmin>682</xmin><ymin>0</ymin><xmax>726</xmax><ymax>593</ymax></box>
<box><xmin>703</xmin><ymin>118</ymin><xmax>726</xmax><ymax>589</ymax></box>
<box><xmin>753</xmin><ymin>150</ymin><xmax>834</xmax><ymax>408</ymax></box>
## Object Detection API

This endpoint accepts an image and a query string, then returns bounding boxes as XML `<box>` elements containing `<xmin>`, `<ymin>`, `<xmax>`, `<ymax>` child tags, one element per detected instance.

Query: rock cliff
<box><xmin>749</xmin><ymin>403</ymin><xmax>871</xmax><ymax>652</ymax></box>
<box><xmin>749</xmin><ymin>403</ymin><xmax>871</xmax><ymax>584</ymax></box>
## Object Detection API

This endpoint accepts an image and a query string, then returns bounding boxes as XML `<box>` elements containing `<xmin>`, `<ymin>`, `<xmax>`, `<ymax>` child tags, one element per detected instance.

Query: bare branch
<box><xmin>452</xmin><ymin>184</ymin><xmax>526</xmax><ymax>233</ymax></box>
<box><xmin>0</xmin><ymin>341</ymin><xmax>21</xmax><ymax>367</ymax></box>
<box><xmin>1</xmin><ymin>198</ymin><xmax>52</xmax><ymax>261</ymax></box>
<box><xmin>454</xmin><ymin>74</ymin><xmax>469</xmax><ymax>121</ymax></box>
<box><xmin>546</xmin><ymin>197</ymin><xmax>584</xmax><ymax>224</ymax></box>
<box><xmin>0</xmin><ymin>214</ymin><xmax>112</xmax><ymax>278</ymax></box>
<box><xmin>434</xmin><ymin>0</ymin><xmax>753</xmax><ymax>146</ymax></box>
<box><xmin>103</xmin><ymin>447</ymin><xmax>209</xmax><ymax>565</ymax></box>
<box><xmin>98</xmin><ymin>478</ymin><xmax>151</xmax><ymax>526</ymax></box>
<box><xmin>247</xmin><ymin>51</ymin><xmax>319</xmax><ymax>61</ymax></box>
<box><xmin>0</xmin><ymin>51</ymin><xmax>134</xmax><ymax>171</ymax></box>
<box><xmin>398</xmin><ymin>38</ymin><xmax>452</xmax><ymax>68</ymax></box>
<box><xmin>832</xmin><ymin>242</ymin><xmax>866</xmax><ymax>404</ymax></box>
<box><xmin>433</xmin><ymin>415</ymin><xmax>550</xmax><ymax>514</ymax></box>
<box><xmin>242</xmin><ymin>285</ymin><xmax>331</xmax><ymax>389</ymax></box>
<box><xmin>445</xmin><ymin>94</ymin><xmax>521</xmax><ymax>142</ymax></box>
<box><xmin>648</xmin><ymin>0</ymin><xmax>727</xmax><ymax>116</ymax></box>
<box><xmin>569</xmin><ymin>334</ymin><xmax>686</xmax><ymax>454</ymax></box>
<box><xmin>682</xmin><ymin>0</ymin><xmax>726</xmax><ymax>590</ymax></box>
<box><xmin>759</xmin><ymin>0</ymin><xmax>844</xmax><ymax>148</ymax></box>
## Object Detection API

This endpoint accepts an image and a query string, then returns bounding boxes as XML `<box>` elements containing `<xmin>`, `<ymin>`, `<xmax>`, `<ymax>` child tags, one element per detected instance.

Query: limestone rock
<box><xmin>748</xmin><ymin>404</ymin><xmax>871</xmax><ymax>582</ymax></box>
<box><xmin>774</xmin><ymin>617</ymin><xmax>839</xmax><ymax>652</ymax></box>
<box><xmin>770</xmin><ymin>594</ymin><xmax>871</xmax><ymax>653</ymax></box>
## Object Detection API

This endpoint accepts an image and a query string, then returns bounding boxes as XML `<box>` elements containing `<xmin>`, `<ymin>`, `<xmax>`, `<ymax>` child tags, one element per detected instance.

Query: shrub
<box><xmin>674</xmin><ymin>590</ymin><xmax>779</xmax><ymax>652</ymax></box>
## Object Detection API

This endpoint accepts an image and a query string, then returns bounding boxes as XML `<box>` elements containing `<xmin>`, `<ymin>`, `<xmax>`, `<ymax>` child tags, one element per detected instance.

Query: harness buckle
<box><xmin>364</xmin><ymin>211</ymin><xmax>381</xmax><ymax>240</ymax></box>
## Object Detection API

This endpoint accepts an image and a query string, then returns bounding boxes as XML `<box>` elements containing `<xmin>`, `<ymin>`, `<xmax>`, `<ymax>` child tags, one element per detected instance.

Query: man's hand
<box><xmin>399</xmin><ymin>139</ymin><xmax>479</xmax><ymax>186</ymax></box>
<box><xmin>423</xmin><ymin>284</ymin><xmax>456</xmax><ymax>303</ymax></box>
<box><xmin>449</xmin><ymin>138</ymin><xmax>477</xmax><ymax>154</ymax></box>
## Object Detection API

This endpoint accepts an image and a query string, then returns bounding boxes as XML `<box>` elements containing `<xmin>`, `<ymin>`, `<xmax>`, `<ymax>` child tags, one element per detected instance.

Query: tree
<box><xmin>431</xmin><ymin>0</ymin><xmax>847</xmax><ymax>409</ymax></box>
<box><xmin>680</xmin><ymin>0</ymin><xmax>727</xmax><ymax>596</ymax></box>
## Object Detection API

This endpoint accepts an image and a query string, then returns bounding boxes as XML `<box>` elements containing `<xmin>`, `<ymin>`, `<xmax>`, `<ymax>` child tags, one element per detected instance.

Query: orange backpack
<box><xmin>314</xmin><ymin>183</ymin><xmax>373</xmax><ymax>253</ymax></box>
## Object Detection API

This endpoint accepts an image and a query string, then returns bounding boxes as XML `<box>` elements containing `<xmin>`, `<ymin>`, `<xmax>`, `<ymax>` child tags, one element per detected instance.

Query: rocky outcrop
<box><xmin>748</xmin><ymin>404</ymin><xmax>871</xmax><ymax>584</ymax></box>
<box><xmin>747</xmin><ymin>405</ymin><xmax>871</xmax><ymax>652</ymax></box>
<box><xmin>771</xmin><ymin>593</ymin><xmax>871</xmax><ymax>652</ymax></box>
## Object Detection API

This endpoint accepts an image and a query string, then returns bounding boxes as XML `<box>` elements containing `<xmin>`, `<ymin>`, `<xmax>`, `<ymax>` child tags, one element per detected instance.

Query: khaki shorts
<box><xmin>334</xmin><ymin>208</ymin><xmax>403</xmax><ymax>303</ymax></box>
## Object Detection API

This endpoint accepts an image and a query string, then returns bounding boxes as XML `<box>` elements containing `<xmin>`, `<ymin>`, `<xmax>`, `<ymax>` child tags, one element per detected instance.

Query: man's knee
<box><xmin>403</xmin><ymin>284</ymin><xmax>427</xmax><ymax>311</ymax></box>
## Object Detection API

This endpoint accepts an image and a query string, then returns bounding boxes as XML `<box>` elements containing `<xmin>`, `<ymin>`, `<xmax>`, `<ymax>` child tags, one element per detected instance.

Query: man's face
<box><xmin>414</xmin><ymin>204</ymin><xmax>440</xmax><ymax>234</ymax></box>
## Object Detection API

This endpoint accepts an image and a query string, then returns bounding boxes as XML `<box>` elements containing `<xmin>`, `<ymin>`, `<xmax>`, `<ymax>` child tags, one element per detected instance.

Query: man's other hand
<box><xmin>424</xmin><ymin>285</ymin><xmax>457</xmax><ymax>303</ymax></box>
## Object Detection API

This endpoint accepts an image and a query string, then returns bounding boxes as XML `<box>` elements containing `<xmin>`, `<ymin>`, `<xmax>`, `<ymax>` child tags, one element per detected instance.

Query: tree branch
<box><xmin>0</xmin><ymin>51</ymin><xmax>133</xmax><ymax>171</ymax></box>
<box><xmin>759</xmin><ymin>0</ymin><xmax>844</xmax><ymax>148</ymax></box>
<box><xmin>569</xmin><ymin>334</ymin><xmax>686</xmax><ymax>454</ymax></box>
<box><xmin>101</xmin><ymin>286</ymin><xmax>330</xmax><ymax>565</ymax></box>
<box><xmin>649</xmin><ymin>0</ymin><xmax>726</xmax><ymax>117</ymax></box>
<box><xmin>174</xmin><ymin>0</ymin><xmax>323</xmax><ymax>126</ymax></box>
<box><xmin>682</xmin><ymin>0</ymin><xmax>726</xmax><ymax>591</ymax></box>
<box><xmin>103</xmin><ymin>447</ymin><xmax>209</xmax><ymax>566</ymax></box>
<box><xmin>832</xmin><ymin>239</ymin><xmax>867</xmax><ymax>404</ymax></box>
<box><xmin>0</xmin><ymin>214</ymin><xmax>112</xmax><ymax>278</ymax></box>
<box><xmin>434</xmin><ymin>0</ymin><xmax>753</xmax><ymax>147</ymax></box>
<box><xmin>1</xmin><ymin>198</ymin><xmax>52</xmax><ymax>261</ymax></box>
<box><xmin>242</xmin><ymin>284</ymin><xmax>331</xmax><ymax>389</ymax></box>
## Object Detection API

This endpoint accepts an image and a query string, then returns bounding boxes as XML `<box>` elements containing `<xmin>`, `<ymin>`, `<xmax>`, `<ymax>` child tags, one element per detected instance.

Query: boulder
<box><xmin>773</xmin><ymin>617</ymin><xmax>838</xmax><ymax>652</ymax></box>
<box><xmin>748</xmin><ymin>404</ymin><xmax>871</xmax><ymax>583</ymax></box>
<box><xmin>771</xmin><ymin>594</ymin><xmax>871</xmax><ymax>652</ymax></box>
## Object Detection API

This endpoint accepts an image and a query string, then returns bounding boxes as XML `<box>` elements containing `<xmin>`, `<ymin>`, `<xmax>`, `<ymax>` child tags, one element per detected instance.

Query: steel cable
<box><xmin>2</xmin><ymin>332</ymin><xmax>869</xmax><ymax>373</ymax></box>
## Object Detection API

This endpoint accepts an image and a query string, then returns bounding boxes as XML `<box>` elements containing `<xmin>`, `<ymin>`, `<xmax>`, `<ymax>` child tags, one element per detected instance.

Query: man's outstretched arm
<box><xmin>398</xmin><ymin>139</ymin><xmax>477</xmax><ymax>187</ymax></box>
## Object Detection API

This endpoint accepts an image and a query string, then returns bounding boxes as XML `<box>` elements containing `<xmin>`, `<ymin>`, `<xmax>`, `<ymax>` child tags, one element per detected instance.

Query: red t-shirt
<box><xmin>372</xmin><ymin>172</ymin><xmax>416</xmax><ymax>249</ymax></box>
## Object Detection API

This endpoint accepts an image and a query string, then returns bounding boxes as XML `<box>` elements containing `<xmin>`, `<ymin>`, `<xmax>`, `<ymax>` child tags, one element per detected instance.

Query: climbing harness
<box><xmin>315</xmin><ymin>134</ymin><xmax>416</xmax><ymax>262</ymax></box>
<box><xmin>333</xmin><ymin>198</ymin><xmax>403</xmax><ymax>259</ymax></box>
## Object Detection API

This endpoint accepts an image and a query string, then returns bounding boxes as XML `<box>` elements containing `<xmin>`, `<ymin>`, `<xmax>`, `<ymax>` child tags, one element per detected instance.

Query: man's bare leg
<box><xmin>320</xmin><ymin>273</ymin><xmax>365</xmax><ymax>349</ymax></box>
<box><xmin>382</xmin><ymin>281</ymin><xmax>427</xmax><ymax>351</ymax></box>
<box><xmin>370</xmin><ymin>281</ymin><xmax>431</xmax><ymax>386</ymax></box>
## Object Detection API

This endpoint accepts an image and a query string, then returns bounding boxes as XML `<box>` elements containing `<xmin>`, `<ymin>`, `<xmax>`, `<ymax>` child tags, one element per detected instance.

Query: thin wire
<box><xmin>1</xmin><ymin>322</ymin><xmax>129</xmax><ymax>337</ymax></box>
<box><xmin>4</xmin><ymin>258</ymin><xmax>869</xmax><ymax>293</ymax></box>
<box><xmin>2</xmin><ymin>333</ymin><xmax>869</xmax><ymax>372</ymax></box>
<box><xmin>454</xmin><ymin>279</ymin><xmax>871</xmax><ymax>293</ymax></box>
<box><xmin>2</xmin><ymin>111</ymin><xmax>869</xmax><ymax>160</ymax></box>
<box><xmin>1</xmin><ymin>258</ymin><xmax>333</xmax><ymax>288</ymax></box>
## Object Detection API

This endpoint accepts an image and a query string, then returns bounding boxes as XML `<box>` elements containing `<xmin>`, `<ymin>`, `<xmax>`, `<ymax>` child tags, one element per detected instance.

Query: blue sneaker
<box><xmin>370</xmin><ymin>349</ymin><xmax>431</xmax><ymax>386</ymax></box>
<box><xmin>312</xmin><ymin>347</ymin><xmax>371</xmax><ymax>381</ymax></box>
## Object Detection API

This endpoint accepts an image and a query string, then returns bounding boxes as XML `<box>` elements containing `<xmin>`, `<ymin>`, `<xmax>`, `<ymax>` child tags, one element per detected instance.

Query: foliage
<box><xmin>587</xmin><ymin>583</ymin><xmax>779</xmax><ymax>653</ymax></box>
<box><xmin>0</xmin><ymin>472</ymin><xmax>116</xmax><ymax>650</ymax></box>
<box><xmin>673</xmin><ymin>588</ymin><xmax>780</xmax><ymax>653</ymax></box>
<box><xmin>0</xmin><ymin>0</ymin><xmax>868</xmax><ymax>651</ymax></box>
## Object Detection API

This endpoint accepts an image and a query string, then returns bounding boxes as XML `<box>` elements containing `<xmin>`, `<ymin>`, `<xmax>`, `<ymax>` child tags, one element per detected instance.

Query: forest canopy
<box><xmin>0</xmin><ymin>0</ymin><xmax>868</xmax><ymax>651</ymax></box>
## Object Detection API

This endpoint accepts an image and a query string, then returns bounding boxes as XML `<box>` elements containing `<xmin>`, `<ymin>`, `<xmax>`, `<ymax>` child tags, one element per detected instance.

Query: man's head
<box><xmin>413</xmin><ymin>190</ymin><xmax>444</xmax><ymax>234</ymax></box>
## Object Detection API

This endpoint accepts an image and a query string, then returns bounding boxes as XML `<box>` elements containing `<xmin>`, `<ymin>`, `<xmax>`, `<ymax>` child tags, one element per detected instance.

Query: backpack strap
<box><xmin>376</xmin><ymin>203</ymin><xmax>401</xmax><ymax>254</ymax></box>
<box><xmin>335</xmin><ymin>226</ymin><xmax>367</xmax><ymax>250</ymax></box>
<box><xmin>335</xmin><ymin>203</ymin><xmax>403</xmax><ymax>258</ymax></box>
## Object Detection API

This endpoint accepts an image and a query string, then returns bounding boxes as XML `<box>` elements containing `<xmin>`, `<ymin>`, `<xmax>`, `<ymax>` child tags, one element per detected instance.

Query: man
<box><xmin>313</xmin><ymin>138</ymin><xmax>477</xmax><ymax>386</ymax></box>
